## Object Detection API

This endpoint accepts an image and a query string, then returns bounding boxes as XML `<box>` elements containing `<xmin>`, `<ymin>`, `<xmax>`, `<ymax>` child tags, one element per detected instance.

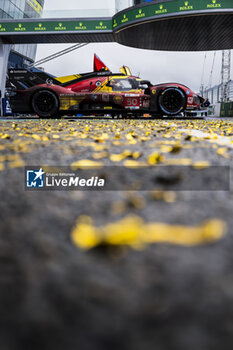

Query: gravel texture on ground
<box><xmin>0</xmin><ymin>117</ymin><xmax>233</xmax><ymax>350</ymax></box>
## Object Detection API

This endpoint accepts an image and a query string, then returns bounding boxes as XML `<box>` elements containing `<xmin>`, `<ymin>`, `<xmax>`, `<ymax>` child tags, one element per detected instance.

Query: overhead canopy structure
<box><xmin>0</xmin><ymin>0</ymin><xmax>232</xmax><ymax>50</ymax></box>
<box><xmin>114</xmin><ymin>0</ymin><xmax>233</xmax><ymax>51</ymax></box>
<box><xmin>0</xmin><ymin>19</ymin><xmax>114</xmax><ymax>44</ymax></box>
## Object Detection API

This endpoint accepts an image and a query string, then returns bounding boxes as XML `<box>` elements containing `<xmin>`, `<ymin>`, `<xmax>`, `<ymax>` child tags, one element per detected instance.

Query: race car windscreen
<box><xmin>110</xmin><ymin>78</ymin><xmax>138</xmax><ymax>91</ymax></box>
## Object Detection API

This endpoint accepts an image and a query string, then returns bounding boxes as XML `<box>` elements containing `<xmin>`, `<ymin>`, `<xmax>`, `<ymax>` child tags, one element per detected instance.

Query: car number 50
<box><xmin>127</xmin><ymin>98</ymin><xmax>138</xmax><ymax>106</ymax></box>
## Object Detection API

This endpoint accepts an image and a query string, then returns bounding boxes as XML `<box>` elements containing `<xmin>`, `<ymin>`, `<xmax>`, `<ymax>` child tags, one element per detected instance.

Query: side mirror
<box><xmin>139</xmin><ymin>80</ymin><xmax>152</xmax><ymax>87</ymax></box>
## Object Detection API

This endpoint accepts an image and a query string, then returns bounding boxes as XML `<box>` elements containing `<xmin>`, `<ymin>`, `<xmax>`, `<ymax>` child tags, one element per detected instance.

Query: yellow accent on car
<box><xmin>120</xmin><ymin>66</ymin><xmax>132</xmax><ymax>76</ymax></box>
<box><xmin>55</xmin><ymin>74</ymin><xmax>82</xmax><ymax>84</ymax></box>
<box><xmin>59</xmin><ymin>96</ymin><xmax>85</xmax><ymax>110</ymax></box>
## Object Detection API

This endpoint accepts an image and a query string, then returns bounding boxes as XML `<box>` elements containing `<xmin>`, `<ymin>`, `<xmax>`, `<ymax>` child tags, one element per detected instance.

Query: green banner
<box><xmin>113</xmin><ymin>0</ymin><xmax>233</xmax><ymax>29</ymax></box>
<box><xmin>0</xmin><ymin>19</ymin><xmax>112</xmax><ymax>33</ymax></box>
<box><xmin>0</xmin><ymin>0</ymin><xmax>232</xmax><ymax>34</ymax></box>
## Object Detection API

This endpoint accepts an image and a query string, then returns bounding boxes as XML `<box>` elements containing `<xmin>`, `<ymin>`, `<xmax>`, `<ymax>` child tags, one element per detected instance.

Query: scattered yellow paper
<box><xmin>71</xmin><ymin>215</ymin><xmax>227</xmax><ymax>250</ymax></box>
<box><xmin>92</xmin><ymin>151</ymin><xmax>109</xmax><ymax>159</ymax></box>
<box><xmin>192</xmin><ymin>161</ymin><xmax>210</xmax><ymax>169</ymax></box>
<box><xmin>150</xmin><ymin>190</ymin><xmax>177</xmax><ymax>203</ymax></box>
<box><xmin>216</xmin><ymin>147</ymin><xmax>229</xmax><ymax>158</ymax></box>
<box><xmin>147</xmin><ymin>152</ymin><xmax>164</xmax><ymax>165</ymax></box>
<box><xmin>8</xmin><ymin>159</ymin><xmax>25</xmax><ymax>168</ymax></box>
<box><xmin>1</xmin><ymin>134</ymin><xmax>11</xmax><ymax>139</ymax></box>
<box><xmin>71</xmin><ymin>159</ymin><xmax>103</xmax><ymax>169</ymax></box>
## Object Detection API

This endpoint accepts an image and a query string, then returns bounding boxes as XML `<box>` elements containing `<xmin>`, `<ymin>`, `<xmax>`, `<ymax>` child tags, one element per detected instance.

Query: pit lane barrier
<box><xmin>220</xmin><ymin>102</ymin><xmax>233</xmax><ymax>117</ymax></box>
<box><xmin>212</xmin><ymin>102</ymin><xmax>233</xmax><ymax>117</ymax></box>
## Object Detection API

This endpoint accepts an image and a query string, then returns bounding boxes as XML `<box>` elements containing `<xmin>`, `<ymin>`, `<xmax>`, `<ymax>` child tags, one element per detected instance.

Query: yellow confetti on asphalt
<box><xmin>147</xmin><ymin>152</ymin><xmax>164</xmax><ymax>165</ymax></box>
<box><xmin>71</xmin><ymin>159</ymin><xmax>103</xmax><ymax>169</ymax></box>
<box><xmin>216</xmin><ymin>147</ymin><xmax>229</xmax><ymax>158</ymax></box>
<box><xmin>192</xmin><ymin>161</ymin><xmax>210</xmax><ymax>169</ymax></box>
<box><xmin>71</xmin><ymin>216</ymin><xmax>101</xmax><ymax>250</ymax></box>
<box><xmin>170</xmin><ymin>144</ymin><xmax>182</xmax><ymax>153</ymax></box>
<box><xmin>144</xmin><ymin>219</ymin><xmax>226</xmax><ymax>246</ymax></box>
<box><xmin>110</xmin><ymin>150</ymin><xmax>141</xmax><ymax>162</ymax></box>
<box><xmin>164</xmin><ymin>158</ymin><xmax>192</xmax><ymax>165</ymax></box>
<box><xmin>123</xmin><ymin>159</ymin><xmax>141</xmax><ymax>167</ymax></box>
<box><xmin>1</xmin><ymin>134</ymin><xmax>11</xmax><ymax>139</ymax></box>
<box><xmin>8</xmin><ymin>159</ymin><xmax>25</xmax><ymax>168</ymax></box>
<box><xmin>32</xmin><ymin>134</ymin><xmax>41</xmax><ymax>140</ymax></box>
<box><xmin>92</xmin><ymin>151</ymin><xmax>109</xmax><ymax>159</ymax></box>
<box><xmin>0</xmin><ymin>163</ymin><xmax>4</xmax><ymax>171</ymax></box>
<box><xmin>71</xmin><ymin>215</ymin><xmax>227</xmax><ymax>250</ymax></box>
<box><xmin>160</xmin><ymin>145</ymin><xmax>173</xmax><ymax>153</ymax></box>
<box><xmin>131</xmin><ymin>151</ymin><xmax>142</xmax><ymax>159</ymax></box>
<box><xmin>150</xmin><ymin>190</ymin><xmax>177</xmax><ymax>203</ymax></box>
<box><xmin>110</xmin><ymin>152</ymin><xmax>127</xmax><ymax>162</ymax></box>
<box><xmin>114</xmin><ymin>132</ymin><xmax>121</xmax><ymax>139</ymax></box>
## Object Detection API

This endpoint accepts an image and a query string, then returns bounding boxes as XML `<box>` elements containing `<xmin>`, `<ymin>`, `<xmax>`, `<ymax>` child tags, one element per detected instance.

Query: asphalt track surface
<box><xmin>0</xmin><ymin>116</ymin><xmax>233</xmax><ymax>350</ymax></box>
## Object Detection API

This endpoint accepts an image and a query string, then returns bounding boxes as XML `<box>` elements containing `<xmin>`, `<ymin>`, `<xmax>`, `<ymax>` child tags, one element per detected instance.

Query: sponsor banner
<box><xmin>25</xmin><ymin>166</ymin><xmax>230</xmax><ymax>191</ymax></box>
<box><xmin>0</xmin><ymin>20</ymin><xmax>112</xmax><ymax>33</ymax></box>
<box><xmin>113</xmin><ymin>0</ymin><xmax>232</xmax><ymax>29</ymax></box>
<box><xmin>0</xmin><ymin>1</ymin><xmax>232</xmax><ymax>34</ymax></box>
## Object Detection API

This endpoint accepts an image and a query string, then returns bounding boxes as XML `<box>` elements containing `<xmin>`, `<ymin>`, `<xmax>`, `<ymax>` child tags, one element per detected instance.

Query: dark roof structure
<box><xmin>0</xmin><ymin>0</ymin><xmax>232</xmax><ymax>51</ymax></box>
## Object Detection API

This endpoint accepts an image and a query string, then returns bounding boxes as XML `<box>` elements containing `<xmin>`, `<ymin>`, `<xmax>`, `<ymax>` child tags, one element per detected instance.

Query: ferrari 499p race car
<box><xmin>8</xmin><ymin>54</ymin><xmax>204</xmax><ymax>118</ymax></box>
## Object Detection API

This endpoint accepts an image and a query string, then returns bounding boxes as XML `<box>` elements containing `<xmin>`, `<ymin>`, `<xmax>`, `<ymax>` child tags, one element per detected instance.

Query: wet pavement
<box><xmin>0</xmin><ymin>117</ymin><xmax>233</xmax><ymax>350</ymax></box>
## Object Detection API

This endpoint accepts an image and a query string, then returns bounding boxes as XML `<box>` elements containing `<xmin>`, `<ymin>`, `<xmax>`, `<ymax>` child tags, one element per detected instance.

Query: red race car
<box><xmin>8</xmin><ymin>54</ymin><xmax>203</xmax><ymax>118</ymax></box>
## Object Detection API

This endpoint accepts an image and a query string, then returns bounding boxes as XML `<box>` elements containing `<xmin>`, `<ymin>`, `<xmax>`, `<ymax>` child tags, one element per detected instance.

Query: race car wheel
<box><xmin>158</xmin><ymin>88</ymin><xmax>186</xmax><ymax>116</ymax></box>
<box><xmin>32</xmin><ymin>90</ymin><xmax>59</xmax><ymax>118</ymax></box>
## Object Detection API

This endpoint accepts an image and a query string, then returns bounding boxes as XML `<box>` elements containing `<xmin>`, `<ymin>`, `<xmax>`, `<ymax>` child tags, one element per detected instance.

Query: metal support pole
<box><xmin>221</xmin><ymin>50</ymin><xmax>231</xmax><ymax>102</ymax></box>
<box><xmin>0</xmin><ymin>43</ymin><xmax>11</xmax><ymax>116</ymax></box>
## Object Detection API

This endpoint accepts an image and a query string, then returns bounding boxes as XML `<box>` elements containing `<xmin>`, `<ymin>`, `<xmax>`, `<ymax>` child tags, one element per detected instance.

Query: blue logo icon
<box><xmin>26</xmin><ymin>168</ymin><xmax>45</xmax><ymax>188</ymax></box>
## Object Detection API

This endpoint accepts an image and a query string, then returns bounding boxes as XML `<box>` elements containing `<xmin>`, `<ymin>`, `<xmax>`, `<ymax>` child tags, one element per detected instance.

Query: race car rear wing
<box><xmin>7</xmin><ymin>68</ymin><xmax>60</xmax><ymax>90</ymax></box>
<box><xmin>8</xmin><ymin>68</ymin><xmax>126</xmax><ymax>90</ymax></box>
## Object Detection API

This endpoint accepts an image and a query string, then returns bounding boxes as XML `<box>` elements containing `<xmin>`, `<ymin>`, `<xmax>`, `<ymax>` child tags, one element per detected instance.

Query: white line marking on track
<box><xmin>180</xmin><ymin>129</ymin><xmax>233</xmax><ymax>149</ymax></box>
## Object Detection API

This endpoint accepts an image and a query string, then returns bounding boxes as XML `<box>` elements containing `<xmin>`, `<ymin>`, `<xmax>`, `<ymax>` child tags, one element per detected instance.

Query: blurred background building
<box><xmin>133</xmin><ymin>0</ymin><xmax>168</xmax><ymax>5</ymax></box>
<box><xmin>0</xmin><ymin>0</ymin><xmax>44</xmax><ymax>68</ymax></box>
<box><xmin>115</xmin><ymin>0</ymin><xmax>133</xmax><ymax>12</ymax></box>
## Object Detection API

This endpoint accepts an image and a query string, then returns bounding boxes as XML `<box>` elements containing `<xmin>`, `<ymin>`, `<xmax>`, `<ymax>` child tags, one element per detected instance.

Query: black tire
<box><xmin>32</xmin><ymin>89</ymin><xmax>59</xmax><ymax>118</ymax></box>
<box><xmin>158</xmin><ymin>88</ymin><xmax>186</xmax><ymax>116</ymax></box>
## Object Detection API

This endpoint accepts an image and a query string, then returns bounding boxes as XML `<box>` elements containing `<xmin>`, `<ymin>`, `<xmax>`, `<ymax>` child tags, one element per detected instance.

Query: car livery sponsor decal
<box><xmin>188</xmin><ymin>97</ymin><xmax>194</xmax><ymax>104</ymax></box>
<box><xmin>125</xmin><ymin>94</ymin><xmax>140</xmax><ymax>97</ymax></box>
<box><xmin>114</xmin><ymin>95</ymin><xmax>124</xmax><ymax>104</ymax></box>
<box><xmin>96</xmin><ymin>80</ymin><xmax>102</xmax><ymax>87</ymax></box>
<box><xmin>102</xmin><ymin>94</ymin><xmax>109</xmax><ymax>102</ymax></box>
<box><xmin>91</xmin><ymin>95</ymin><xmax>98</xmax><ymax>101</ymax></box>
